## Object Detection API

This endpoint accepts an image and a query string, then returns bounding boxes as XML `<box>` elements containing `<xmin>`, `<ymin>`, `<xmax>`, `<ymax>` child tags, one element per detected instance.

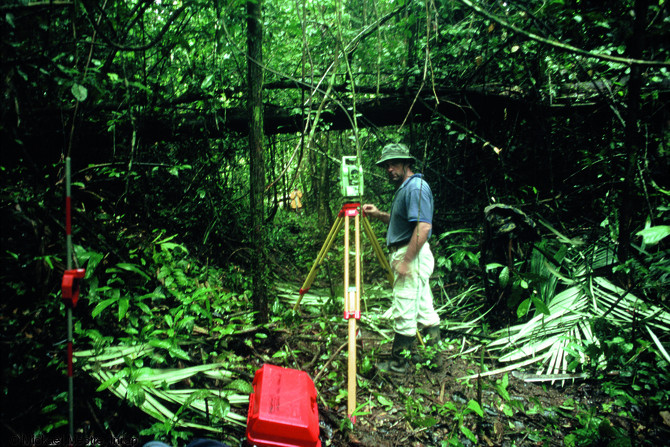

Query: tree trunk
<box><xmin>618</xmin><ymin>0</ymin><xmax>648</xmax><ymax>264</ymax></box>
<box><xmin>247</xmin><ymin>0</ymin><xmax>268</xmax><ymax>324</ymax></box>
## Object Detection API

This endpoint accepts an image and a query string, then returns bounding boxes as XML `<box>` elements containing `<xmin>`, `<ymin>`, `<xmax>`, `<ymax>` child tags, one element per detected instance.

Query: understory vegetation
<box><xmin>1</xmin><ymin>0</ymin><xmax>669</xmax><ymax>446</ymax></box>
<box><xmin>2</xmin><ymin>189</ymin><xmax>668</xmax><ymax>446</ymax></box>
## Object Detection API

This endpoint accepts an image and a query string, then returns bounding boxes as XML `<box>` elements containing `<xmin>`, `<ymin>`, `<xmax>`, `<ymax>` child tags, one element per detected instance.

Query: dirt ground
<box><xmin>271</xmin><ymin>324</ymin><xmax>670</xmax><ymax>447</ymax></box>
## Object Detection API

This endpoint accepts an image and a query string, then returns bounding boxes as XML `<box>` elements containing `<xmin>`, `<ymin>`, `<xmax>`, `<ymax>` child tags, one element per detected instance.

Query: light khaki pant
<box><xmin>389</xmin><ymin>243</ymin><xmax>441</xmax><ymax>337</ymax></box>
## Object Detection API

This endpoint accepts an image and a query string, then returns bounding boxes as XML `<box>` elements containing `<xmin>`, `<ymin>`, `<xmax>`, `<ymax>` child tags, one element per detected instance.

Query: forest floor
<box><xmin>2</xmin><ymin>281</ymin><xmax>669</xmax><ymax>447</ymax></box>
<box><xmin>261</xmin><ymin>322</ymin><xmax>667</xmax><ymax>447</ymax></box>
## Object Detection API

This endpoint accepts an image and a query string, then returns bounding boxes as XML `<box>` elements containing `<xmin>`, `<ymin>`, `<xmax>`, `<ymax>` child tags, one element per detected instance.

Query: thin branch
<box><xmin>313</xmin><ymin>341</ymin><xmax>348</xmax><ymax>383</ymax></box>
<box><xmin>80</xmin><ymin>1</ymin><xmax>188</xmax><ymax>52</ymax></box>
<box><xmin>0</xmin><ymin>1</ymin><xmax>72</xmax><ymax>11</ymax></box>
<box><xmin>457</xmin><ymin>0</ymin><xmax>669</xmax><ymax>67</ymax></box>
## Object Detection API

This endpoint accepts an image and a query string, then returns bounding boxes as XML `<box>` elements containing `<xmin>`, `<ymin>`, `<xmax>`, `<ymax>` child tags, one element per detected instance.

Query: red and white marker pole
<box><xmin>61</xmin><ymin>157</ymin><xmax>85</xmax><ymax>444</ymax></box>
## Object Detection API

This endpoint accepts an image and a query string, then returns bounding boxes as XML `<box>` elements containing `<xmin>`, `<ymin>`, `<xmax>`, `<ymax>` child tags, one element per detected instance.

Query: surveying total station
<box><xmin>294</xmin><ymin>156</ymin><xmax>393</xmax><ymax>423</ymax></box>
<box><xmin>340</xmin><ymin>156</ymin><xmax>363</xmax><ymax>198</ymax></box>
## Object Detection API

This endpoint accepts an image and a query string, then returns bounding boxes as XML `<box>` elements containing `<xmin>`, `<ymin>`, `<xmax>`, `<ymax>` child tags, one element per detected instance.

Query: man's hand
<box><xmin>395</xmin><ymin>259</ymin><xmax>411</xmax><ymax>278</ymax></box>
<box><xmin>362</xmin><ymin>203</ymin><xmax>390</xmax><ymax>224</ymax></box>
<box><xmin>394</xmin><ymin>222</ymin><xmax>431</xmax><ymax>279</ymax></box>
<box><xmin>362</xmin><ymin>203</ymin><xmax>379</xmax><ymax>219</ymax></box>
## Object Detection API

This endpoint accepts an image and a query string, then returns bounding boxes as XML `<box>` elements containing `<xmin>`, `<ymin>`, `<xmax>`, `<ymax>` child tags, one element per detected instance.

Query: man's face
<box><xmin>381</xmin><ymin>159</ymin><xmax>408</xmax><ymax>185</ymax></box>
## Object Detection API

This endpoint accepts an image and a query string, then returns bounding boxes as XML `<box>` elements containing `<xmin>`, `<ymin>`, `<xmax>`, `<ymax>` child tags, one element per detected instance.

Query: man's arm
<box><xmin>396</xmin><ymin>221</ymin><xmax>431</xmax><ymax>277</ymax></box>
<box><xmin>362</xmin><ymin>204</ymin><xmax>390</xmax><ymax>224</ymax></box>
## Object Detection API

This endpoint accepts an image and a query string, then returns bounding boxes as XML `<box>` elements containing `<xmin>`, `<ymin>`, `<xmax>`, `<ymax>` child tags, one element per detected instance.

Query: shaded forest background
<box><xmin>1</xmin><ymin>0</ymin><xmax>669</xmax><ymax>446</ymax></box>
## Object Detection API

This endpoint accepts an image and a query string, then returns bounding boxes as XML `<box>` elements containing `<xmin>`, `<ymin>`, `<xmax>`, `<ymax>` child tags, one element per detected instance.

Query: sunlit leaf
<box><xmin>532</xmin><ymin>297</ymin><xmax>550</xmax><ymax>315</ymax></box>
<box><xmin>460</xmin><ymin>424</ymin><xmax>476</xmax><ymax>442</ymax></box>
<box><xmin>517</xmin><ymin>298</ymin><xmax>530</xmax><ymax>318</ymax></box>
<box><xmin>499</xmin><ymin>266</ymin><xmax>510</xmax><ymax>288</ymax></box>
<box><xmin>466</xmin><ymin>399</ymin><xmax>484</xmax><ymax>417</ymax></box>
<box><xmin>71</xmin><ymin>83</ymin><xmax>87</xmax><ymax>102</ymax></box>
<box><xmin>201</xmin><ymin>74</ymin><xmax>214</xmax><ymax>89</ymax></box>
<box><xmin>92</xmin><ymin>297</ymin><xmax>118</xmax><ymax>319</ymax></box>
<box><xmin>636</xmin><ymin>225</ymin><xmax>670</xmax><ymax>245</ymax></box>
<box><xmin>115</xmin><ymin>263</ymin><xmax>151</xmax><ymax>281</ymax></box>
<box><xmin>118</xmin><ymin>297</ymin><xmax>129</xmax><ymax>321</ymax></box>
<box><xmin>225</xmin><ymin>379</ymin><xmax>254</xmax><ymax>394</ymax></box>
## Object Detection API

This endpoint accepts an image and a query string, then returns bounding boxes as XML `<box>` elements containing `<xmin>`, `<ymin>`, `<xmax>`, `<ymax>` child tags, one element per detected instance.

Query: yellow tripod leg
<box><xmin>355</xmin><ymin>212</ymin><xmax>361</xmax><ymax>319</ymax></box>
<box><xmin>343</xmin><ymin>211</ymin><xmax>353</xmax><ymax>321</ymax></box>
<box><xmin>347</xmin><ymin>317</ymin><xmax>357</xmax><ymax>422</ymax></box>
<box><xmin>294</xmin><ymin>216</ymin><xmax>344</xmax><ymax>311</ymax></box>
<box><xmin>362</xmin><ymin>216</ymin><xmax>394</xmax><ymax>285</ymax></box>
<box><xmin>347</xmin><ymin>212</ymin><xmax>361</xmax><ymax>422</ymax></box>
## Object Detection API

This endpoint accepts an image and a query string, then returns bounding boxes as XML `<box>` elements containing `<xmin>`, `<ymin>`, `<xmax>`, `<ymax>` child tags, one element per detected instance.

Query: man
<box><xmin>363</xmin><ymin>143</ymin><xmax>441</xmax><ymax>374</ymax></box>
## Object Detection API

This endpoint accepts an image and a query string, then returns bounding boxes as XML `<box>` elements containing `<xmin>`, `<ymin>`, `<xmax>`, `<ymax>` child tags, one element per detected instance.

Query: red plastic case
<box><xmin>246</xmin><ymin>364</ymin><xmax>321</xmax><ymax>447</ymax></box>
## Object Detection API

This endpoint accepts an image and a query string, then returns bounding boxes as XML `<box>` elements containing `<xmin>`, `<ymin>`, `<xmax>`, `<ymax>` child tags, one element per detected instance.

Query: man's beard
<box><xmin>388</xmin><ymin>169</ymin><xmax>405</xmax><ymax>186</ymax></box>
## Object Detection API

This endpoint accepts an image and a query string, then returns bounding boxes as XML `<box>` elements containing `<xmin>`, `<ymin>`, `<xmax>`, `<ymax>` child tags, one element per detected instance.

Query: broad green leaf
<box><xmin>517</xmin><ymin>298</ymin><xmax>531</xmax><ymax>318</ymax></box>
<box><xmin>115</xmin><ymin>263</ymin><xmax>151</xmax><ymax>281</ymax></box>
<box><xmin>636</xmin><ymin>225</ymin><xmax>670</xmax><ymax>245</ymax></box>
<box><xmin>96</xmin><ymin>368</ymin><xmax>127</xmax><ymax>391</ymax></box>
<box><xmin>499</xmin><ymin>266</ymin><xmax>510</xmax><ymax>288</ymax></box>
<box><xmin>167</xmin><ymin>344</ymin><xmax>190</xmax><ymax>361</ymax></box>
<box><xmin>92</xmin><ymin>297</ymin><xmax>118</xmax><ymax>318</ymax></box>
<box><xmin>127</xmin><ymin>382</ymin><xmax>146</xmax><ymax>407</ymax></box>
<box><xmin>148</xmin><ymin>339</ymin><xmax>172</xmax><ymax>350</ymax></box>
<box><xmin>417</xmin><ymin>416</ymin><xmax>438</xmax><ymax>428</ymax></box>
<box><xmin>160</xmin><ymin>242</ymin><xmax>188</xmax><ymax>253</ymax></box>
<box><xmin>460</xmin><ymin>424</ymin><xmax>477</xmax><ymax>442</ymax></box>
<box><xmin>147</xmin><ymin>339</ymin><xmax>190</xmax><ymax>361</ymax></box>
<box><xmin>502</xmin><ymin>403</ymin><xmax>513</xmax><ymax>417</ymax></box>
<box><xmin>496</xmin><ymin>374</ymin><xmax>511</xmax><ymax>401</ymax></box>
<box><xmin>118</xmin><ymin>297</ymin><xmax>130</xmax><ymax>321</ymax></box>
<box><xmin>136</xmin><ymin>302</ymin><xmax>153</xmax><ymax>315</ymax></box>
<box><xmin>225</xmin><ymin>379</ymin><xmax>254</xmax><ymax>394</ymax></box>
<box><xmin>466</xmin><ymin>399</ymin><xmax>484</xmax><ymax>417</ymax></box>
<box><xmin>376</xmin><ymin>394</ymin><xmax>393</xmax><ymax>409</ymax></box>
<box><xmin>74</xmin><ymin>245</ymin><xmax>104</xmax><ymax>276</ymax></box>
<box><xmin>532</xmin><ymin>297</ymin><xmax>550</xmax><ymax>315</ymax></box>
<box><xmin>201</xmin><ymin>74</ymin><xmax>214</xmax><ymax>89</ymax></box>
<box><xmin>71</xmin><ymin>83</ymin><xmax>87</xmax><ymax>102</ymax></box>
<box><xmin>41</xmin><ymin>403</ymin><xmax>57</xmax><ymax>413</ymax></box>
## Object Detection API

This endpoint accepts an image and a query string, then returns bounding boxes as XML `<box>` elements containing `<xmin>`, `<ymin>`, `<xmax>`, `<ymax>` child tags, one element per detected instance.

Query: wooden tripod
<box><xmin>294</xmin><ymin>202</ymin><xmax>393</xmax><ymax>422</ymax></box>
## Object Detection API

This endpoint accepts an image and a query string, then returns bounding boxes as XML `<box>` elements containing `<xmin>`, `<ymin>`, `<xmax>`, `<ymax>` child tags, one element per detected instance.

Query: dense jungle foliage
<box><xmin>1</xmin><ymin>0</ymin><xmax>669</xmax><ymax>446</ymax></box>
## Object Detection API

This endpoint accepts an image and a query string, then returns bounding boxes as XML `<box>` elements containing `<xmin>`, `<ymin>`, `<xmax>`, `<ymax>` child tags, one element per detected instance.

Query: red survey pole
<box><xmin>61</xmin><ymin>156</ymin><xmax>85</xmax><ymax>444</ymax></box>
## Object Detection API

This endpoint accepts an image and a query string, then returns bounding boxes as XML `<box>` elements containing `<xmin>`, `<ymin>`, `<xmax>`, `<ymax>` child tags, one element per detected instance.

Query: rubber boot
<box><xmin>378</xmin><ymin>333</ymin><xmax>415</xmax><ymax>374</ymax></box>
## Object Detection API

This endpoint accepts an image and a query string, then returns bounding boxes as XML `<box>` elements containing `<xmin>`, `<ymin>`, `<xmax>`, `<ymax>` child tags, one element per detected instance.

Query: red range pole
<box><xmin>61</xmin><ymin>157</ymin><xmax>85</xmax><ymax>445</ymax></box>
<box><xmin>65</xmin><ymin>157</ymin><xmax>74</xmax><ymax>443</ymax></box>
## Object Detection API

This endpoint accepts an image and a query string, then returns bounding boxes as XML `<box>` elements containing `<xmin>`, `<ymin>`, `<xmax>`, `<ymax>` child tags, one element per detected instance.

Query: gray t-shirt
<box><xmin>387</xmin><ymin>174</ymin><xmax>433</xmax><ymax>246</ymax></box>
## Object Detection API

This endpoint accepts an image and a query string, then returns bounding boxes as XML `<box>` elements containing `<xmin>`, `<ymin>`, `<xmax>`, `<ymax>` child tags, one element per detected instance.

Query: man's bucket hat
<box><xmin>375</xmin><ymin>143</ymin><xmax>415</xmax><ymax>166</ymax></box>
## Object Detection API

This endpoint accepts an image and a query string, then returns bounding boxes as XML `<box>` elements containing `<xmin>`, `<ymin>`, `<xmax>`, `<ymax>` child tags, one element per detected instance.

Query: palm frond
<box><xmin>465</xmin><ymin>228</ymin><xmax>670</xmax><ymax>384</ymax></box>
<box><xmin>74</xmin><ymin>344</ymin><xmax>248</xmax><ymax>430</ymax></box>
